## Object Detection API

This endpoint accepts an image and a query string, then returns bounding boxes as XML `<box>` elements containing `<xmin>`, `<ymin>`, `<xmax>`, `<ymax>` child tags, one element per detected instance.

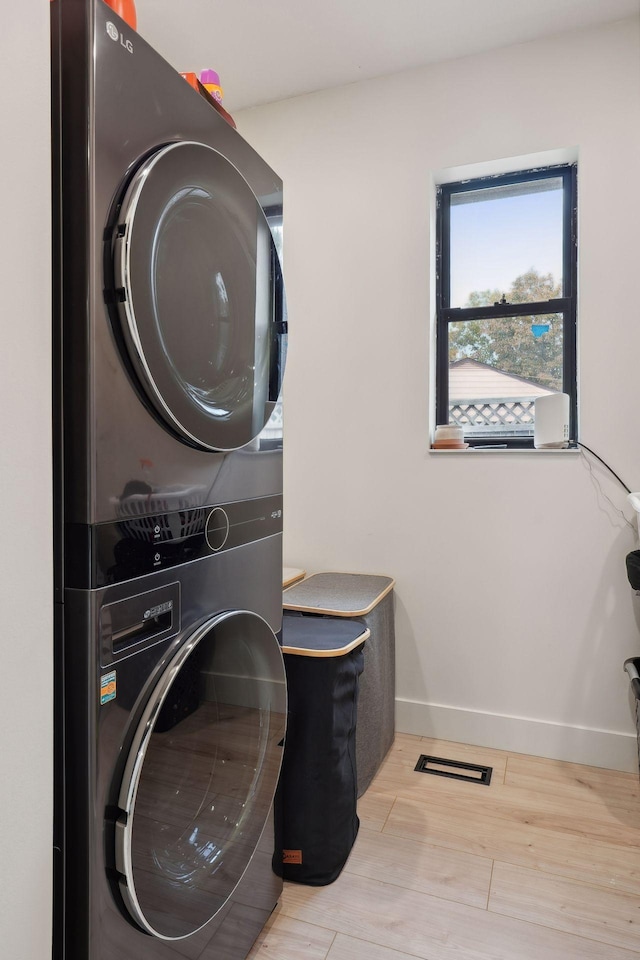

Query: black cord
<box><xmin>574</xmin><ymin>442</ymin><xmax>632</xmax><ymax>495</ymax></box>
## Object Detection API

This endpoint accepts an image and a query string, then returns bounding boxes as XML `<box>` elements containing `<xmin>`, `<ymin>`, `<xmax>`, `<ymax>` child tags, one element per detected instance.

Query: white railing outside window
<box><xmin>450</xmin><ymin>396</ymin><xmax>537</xmax><ymax>438</ymax></box>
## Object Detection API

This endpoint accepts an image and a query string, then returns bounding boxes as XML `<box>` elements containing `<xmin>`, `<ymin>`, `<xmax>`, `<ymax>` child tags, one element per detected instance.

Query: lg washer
<box><xmin>59</xmin><ymin>515</ymin><xmax>286</xmax><ymax>960</ymax></box>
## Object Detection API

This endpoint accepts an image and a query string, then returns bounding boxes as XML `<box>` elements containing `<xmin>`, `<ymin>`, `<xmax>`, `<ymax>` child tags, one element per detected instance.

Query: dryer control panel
<box><xmin>66</xmin><ymin>494</ymin><xmax>283</xmax><ymax>589</ymax></box>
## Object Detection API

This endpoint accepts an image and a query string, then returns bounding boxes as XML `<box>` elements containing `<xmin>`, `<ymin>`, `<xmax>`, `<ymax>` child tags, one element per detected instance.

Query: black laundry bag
<box><xmin>274</xmin><ymin>614</ymin><xmax>365</xmax><ymax>885</ymax></box>
<box><xmin>282</xmin><ymin>571</ymin><xmax>396</xmax><ymax>798</ymax></box>
<box><xmin>627</xmin><ymin>551</ymin><xmax>640</xmax><ymax>591</ymax></box>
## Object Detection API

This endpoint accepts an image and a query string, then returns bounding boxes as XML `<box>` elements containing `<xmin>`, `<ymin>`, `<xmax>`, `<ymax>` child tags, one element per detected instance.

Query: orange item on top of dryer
<box><xmin>102</xmin><ymin>0</ymin><xmax>137</xmax><ymax>30</ymax></box>
<box><xmin>180</xmin><ymin>72</ymin><xmax>200</xmax><ymax>91</ymax></box>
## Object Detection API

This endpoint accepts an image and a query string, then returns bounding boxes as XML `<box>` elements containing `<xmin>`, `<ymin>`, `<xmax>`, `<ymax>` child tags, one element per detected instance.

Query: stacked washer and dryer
<box><xmin>52</xmin><ymin>2</ymin><xmax>288</xmax><ymax>958</ymax></box>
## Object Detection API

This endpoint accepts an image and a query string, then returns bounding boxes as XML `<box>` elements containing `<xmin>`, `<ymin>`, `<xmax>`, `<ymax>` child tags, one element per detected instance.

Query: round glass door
<box><xmin>112</xmin><ymin>141</ymin><xmax>286</xmax><ymax>451</ymax></box>
<box><xmin>115</xmin><ymin>610</ymin><xmax>286</xmax><ymax>940</ymax></box>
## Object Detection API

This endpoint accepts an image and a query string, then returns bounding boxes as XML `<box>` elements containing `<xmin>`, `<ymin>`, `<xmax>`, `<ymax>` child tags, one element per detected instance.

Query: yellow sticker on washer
<box><xmin>100</xmin><ymin>670</ymin><xmax>117</xmax><ymax>705</ymax></box>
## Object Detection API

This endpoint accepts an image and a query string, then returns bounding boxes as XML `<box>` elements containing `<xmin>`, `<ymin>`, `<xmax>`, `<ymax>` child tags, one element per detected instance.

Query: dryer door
<box><xmin>115</xmin><ymin>610</ymin><xmax>286</xmax><ymax>940</ymax></box>
<box><xmin>111</xmin><ymin>141</ymin><xmax>286</xmax><ymax>452</ymax></box>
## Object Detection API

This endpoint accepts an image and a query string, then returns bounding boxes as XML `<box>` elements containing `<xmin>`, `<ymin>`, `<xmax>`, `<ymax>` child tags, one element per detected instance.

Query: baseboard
<box><xmin>395</xmin><ymin>697</ymin><xmax>639</xmax><ymax>773</ymax></box>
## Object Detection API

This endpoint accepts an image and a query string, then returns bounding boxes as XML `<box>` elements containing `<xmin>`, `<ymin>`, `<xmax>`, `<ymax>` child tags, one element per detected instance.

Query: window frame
<box><xmin>435</xmin><ymin>164</ymin><xmax>578</xmax><ymax>449</ymax></box>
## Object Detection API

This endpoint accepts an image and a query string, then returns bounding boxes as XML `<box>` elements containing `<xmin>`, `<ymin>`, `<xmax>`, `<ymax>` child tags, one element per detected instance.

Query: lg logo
<box><xmin>106</xmin><ymin>21</ymin><xmax>134</xmax><ymax>54</ymax></box>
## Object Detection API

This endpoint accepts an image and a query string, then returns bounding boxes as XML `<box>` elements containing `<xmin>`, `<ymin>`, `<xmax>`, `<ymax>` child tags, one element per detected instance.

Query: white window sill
<box><xmin>429</xmin><ymin>447</ymin><xmax>580</xmax><ymax>455</ymax></box>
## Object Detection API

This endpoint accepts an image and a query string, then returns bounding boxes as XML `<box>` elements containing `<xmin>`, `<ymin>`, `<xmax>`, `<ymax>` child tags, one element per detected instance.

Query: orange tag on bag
<box><xmin>282</xmin><ymin>849</ymin><xmax>303</xmax><ymax>865</ymax></box>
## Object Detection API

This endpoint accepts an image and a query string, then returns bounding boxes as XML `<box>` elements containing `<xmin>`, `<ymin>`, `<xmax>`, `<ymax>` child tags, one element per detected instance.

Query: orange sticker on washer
<box><xmin>100</xmin><ymin>671</ymin><xmax>117</xmax><ymax>705</ymax></box>
<box><xmin>282</xmin><ymin>849</ymin><xmax>302</xmax><ymax>865</ymax></box>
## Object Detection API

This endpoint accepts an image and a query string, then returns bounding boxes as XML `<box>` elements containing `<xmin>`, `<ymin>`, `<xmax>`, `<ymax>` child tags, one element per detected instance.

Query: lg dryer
<box><xmin>52</xmin><ymin>0</ymin><xmax>287</xmax><ymax>552</ymax></box>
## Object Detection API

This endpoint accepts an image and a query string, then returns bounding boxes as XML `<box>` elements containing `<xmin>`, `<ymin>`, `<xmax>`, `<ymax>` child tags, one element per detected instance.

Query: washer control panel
<box><xmin>67</xmin><ymin>494</ymin><xmax>283</xmax><ymax>588</ymax></box>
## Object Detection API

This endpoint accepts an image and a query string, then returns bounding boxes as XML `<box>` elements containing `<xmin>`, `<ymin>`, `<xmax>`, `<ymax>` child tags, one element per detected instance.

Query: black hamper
<box><xmin>274</xmin><ymin>612</ymin><xmax>368</xmax><ymax>885</ymax></box>
<box><xmin>623</xmin><ymin>555</ymin><xmax>640</xmax><ymax>775</ymax></box>
<box><xmin>624</xmin><ymin>657</ymin><xmax>640</xmax><ymax>776</ymax></box>
<box><xmin>283</xmin><ymin>572</ymin><xmax>395</xmax><ymax>797</ymax></box>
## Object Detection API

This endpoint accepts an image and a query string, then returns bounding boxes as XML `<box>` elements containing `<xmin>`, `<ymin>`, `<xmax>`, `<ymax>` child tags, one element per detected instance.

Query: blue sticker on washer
<box><xmin>100</xmin><ymin>670</ymin><xmax>117</xmax><ymax>705</ymax></box>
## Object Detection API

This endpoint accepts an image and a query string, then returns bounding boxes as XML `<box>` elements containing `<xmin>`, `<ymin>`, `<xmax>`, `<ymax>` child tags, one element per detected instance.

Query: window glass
<box><xmin>436</xmin><ymin>163</ymin><xmax>576</xmax><ymax>447</ymax></box>
<box><xmin>449</xmin><ymin>177</ymin><xmax>564</xmax><ymax>308</ymax></box>
<box><xmin>117</xmin><ymin>141</ymin><xmax>283</xmax><ymax>451</ymax></box>
<box><xmin>150</xmin><ymin>184</ymin><xmax>259</xmax><ymax>420</ymax></box>
<box><xmin>449</xmin><ymin>313</ymin><xmax>563</xmax><ymax>440</ymax></box>
<box><xmin>122</xmin><ymin>612</ymin><xmax>286</xmax><ymax>939</ymax></box>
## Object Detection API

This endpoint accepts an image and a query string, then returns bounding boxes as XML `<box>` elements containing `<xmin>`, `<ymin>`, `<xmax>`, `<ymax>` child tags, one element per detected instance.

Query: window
<box><xmin>435</xmin><ymin>165</ymin><xmax>577</xmax><ymax>447</ymax></box>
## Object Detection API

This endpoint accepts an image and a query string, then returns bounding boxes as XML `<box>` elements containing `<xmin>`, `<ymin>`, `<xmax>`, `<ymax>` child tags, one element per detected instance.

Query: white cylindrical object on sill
<box><xmin>534</xmin><ymin>392</ymin><xmax>570</xmax><ymax>448</ymax></box>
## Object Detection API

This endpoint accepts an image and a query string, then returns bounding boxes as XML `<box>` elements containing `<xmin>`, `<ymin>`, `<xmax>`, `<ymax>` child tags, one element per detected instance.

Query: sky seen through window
<box><xmin>450</xmin><ymin>185</ymin><xmax>563</xmax><ymax>306</ymax></box>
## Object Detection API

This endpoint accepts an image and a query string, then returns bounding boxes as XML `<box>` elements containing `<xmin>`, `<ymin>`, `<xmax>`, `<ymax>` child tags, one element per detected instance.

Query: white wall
<box><xmin>238</xmin><ymin>17</ymin><xmax>640</xmax><ymax>770</ymax></box>
<box><xmin>1</xmin><ymin>3</ymin><xmax>52</xmax><ymax>957</ymax></box>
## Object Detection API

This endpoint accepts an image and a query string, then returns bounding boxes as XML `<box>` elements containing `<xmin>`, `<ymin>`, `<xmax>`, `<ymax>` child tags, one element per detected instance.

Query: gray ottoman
<box><xmin>283</xmin><ymin>572</ymin><xmax>395</xmax><ymax>797</ymax></box>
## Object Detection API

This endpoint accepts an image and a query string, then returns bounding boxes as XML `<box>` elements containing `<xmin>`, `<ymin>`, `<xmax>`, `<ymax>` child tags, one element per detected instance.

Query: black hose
<box><xmin>575</xmin><ymin>442</ymin><xmax>631</xmax><ymax>495</ymax></box>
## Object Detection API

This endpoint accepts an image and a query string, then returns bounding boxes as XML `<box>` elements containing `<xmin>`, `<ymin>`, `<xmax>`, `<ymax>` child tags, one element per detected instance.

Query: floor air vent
<box><xmin>414</xmin><ymin>754</ymin><xmax>492</xmax><ymax>786</ymax></box>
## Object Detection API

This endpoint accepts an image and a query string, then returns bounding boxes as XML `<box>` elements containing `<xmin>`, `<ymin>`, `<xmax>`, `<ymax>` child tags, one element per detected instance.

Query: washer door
<box><xmin>115</xmin><ymin>610</ymin><xmax>286</xmax><ymax>940</ymax></box>
<box><xmin>111</xmin><ymin>141</ymin><xmax>286</xmax><ymax>451</ymax></box>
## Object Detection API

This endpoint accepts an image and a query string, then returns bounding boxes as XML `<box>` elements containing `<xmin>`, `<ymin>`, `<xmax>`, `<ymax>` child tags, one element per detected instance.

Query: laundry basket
<box><xmin>283</xmin><ymin>572</ymin><xmax>395</xmax><ymax>796</ymax></box>
<box><xmin>624</xmin><ymin>551</ymin><xmax>640</xmax><ymax>777</ymax></box>
<box><xmin>624</xmin><ymin>658</ymin><xmax>640</xmax><ymax>777</ymax></box>
<box><xmin>274</xmin><ymin>613</ymin><xmax>368</xmax><ymax>885</ymax></box>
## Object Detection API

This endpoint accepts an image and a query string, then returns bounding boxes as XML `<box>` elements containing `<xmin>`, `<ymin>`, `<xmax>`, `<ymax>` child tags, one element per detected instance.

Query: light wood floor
<box><xmin>247</xmin><ymin>733</ymin><xmax>640</xmax><ymax>960</ymax></box>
